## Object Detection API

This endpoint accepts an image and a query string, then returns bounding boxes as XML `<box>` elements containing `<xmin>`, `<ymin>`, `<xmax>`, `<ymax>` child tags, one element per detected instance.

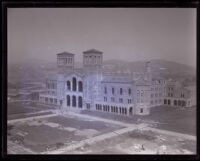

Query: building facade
<box><xmin>39</xmin><ymin>49</ymin><xmax>196</xmax><ymax>116</ymax></box>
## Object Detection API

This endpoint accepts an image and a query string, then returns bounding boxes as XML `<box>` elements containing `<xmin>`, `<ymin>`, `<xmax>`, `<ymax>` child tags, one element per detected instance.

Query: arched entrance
<box><xmin>67</xmin><ymin>95</ymin><xmax>70</xmax><ymax>106</ymax></box>
<box><xmin>78</xmin><ymin>96</ymin><xmax>82</xmax><ymax>108</ymax></box>
<box><xmin>129</xmin><ymin>107</ymin><xmax>133</xmax><ymax>116</ymax></box>
<box><xmin>72</xmin><ymin>95</ymin><xmax>76</xmax><ymax>107</ymax></box>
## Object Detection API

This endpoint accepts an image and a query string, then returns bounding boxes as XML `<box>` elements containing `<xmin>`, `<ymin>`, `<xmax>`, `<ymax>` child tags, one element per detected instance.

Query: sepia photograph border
<box><xmin>1</xmin><ymin>0</ymin><xmax>200</xmax><ymax>160</ymax></box>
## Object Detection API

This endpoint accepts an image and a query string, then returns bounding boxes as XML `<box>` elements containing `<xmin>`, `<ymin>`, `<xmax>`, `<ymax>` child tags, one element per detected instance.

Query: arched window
<box><xmin>67</xmin><ymin>95</ymin><xmax>70</xmax><ymax>106</ymax></box>
<box><xmin>72</xmin><ymin>77</ymin><xmax>76</xmax><ymax>91</ymax></box>
<box><xmin>168</xmin><ymin>99</ymin><xmax>171</xmax><ymax>105</ymax></box>
<box><xmin>178</xmin><ymin>100</ymin><xmax>181</xmax><ymax>106</ymax></box>
<box><xmin>78</xmin><ymin>96</ymin><xmax>82</xmax><ymax>108</ymax></box>
<box><xmin>174</xmin><ymin>100</ymin><xmax>177</xmax><ymax>106</ymax></box>
<box><xmin>78</xmin><ymin>81</ymin><xmax>83</xmax><ymax>92</ymax></box>
<box><xmin>72</xmin><ymin>95</ymin><xmax>76</xmax><ymax>107</ymax></box>
<box><xmin>182</xmin><ymin>101</ymin><xmax>186</xmax><ymax>107</ymax></box>
<box><xmin>67</xmin><ymin>81</ymin><xmax>71</xmax><ymax>90</ymax></box>
<box><xmin>129</xmin><ymin>107</ymin><xmax>133</xmax><ymax>115</ymax></box>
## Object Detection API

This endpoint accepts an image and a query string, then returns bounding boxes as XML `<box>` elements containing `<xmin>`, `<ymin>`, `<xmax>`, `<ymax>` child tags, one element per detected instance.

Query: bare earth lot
<box><xmin>82</xmin><ymin>105</ymin><xmax>196</xmax><ymax>135</ymax></box>
<box><xmin>67</xmin><ymin>129</ymin><xmax>196</xmax><ymax>154</ymax></box>
<box><xmin>8</xmin><ymin>115</ymin><xmax>123</xmax><ymax>153</ymax></box>
<box><xmin>7</xmin><ymin>102</ymin><xmax>196</xmax><ymax>154</ymax></box>
<box><xmin>8</xmin><ymin>101</ymin><xmax>55</xmax><ymax>120</ymax></box>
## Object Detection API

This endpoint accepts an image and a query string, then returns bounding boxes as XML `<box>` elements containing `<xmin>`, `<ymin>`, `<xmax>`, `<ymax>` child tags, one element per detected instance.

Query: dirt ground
<box><xmin>7</xmin><ymin>101</ymin><xmax>55</xmax><ymax>120</ymax></box>
<box><xmin>7</xmin><ymin>115</ymin><xmax>123</xmax><ymax>153</ymax></box>
<box><xmin>82</xmin><ymin>105</ymin><xmax>196</xmax><ymax>135</ymax></box>
<box><xmin>67</xmin><ymin>129</ymin><xmax>196</xmax><ymax>154</ymax></box>
<box><xmin>7</xmin><ymin>104</ymin><xmax>196</xmax><ymax>154</ymax></box>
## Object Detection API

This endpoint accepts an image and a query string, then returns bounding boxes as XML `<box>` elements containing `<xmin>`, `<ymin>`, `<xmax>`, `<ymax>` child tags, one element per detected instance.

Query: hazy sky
<box><xmin>8</xmin><ymin>8</ymin><xmax>196</xmax><ymax>67</ymax></box>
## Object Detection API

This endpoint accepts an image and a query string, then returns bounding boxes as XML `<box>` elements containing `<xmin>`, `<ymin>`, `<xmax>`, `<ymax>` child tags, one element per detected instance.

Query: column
<box><xmin>71</xmin><ymin>95</ymin><xmax>73</xmax><ymax>107</ymax></box>
<box><xmin>77</xmin><ymin>80</ymin><xmax>79</xmax><ymax>92</ymax></box>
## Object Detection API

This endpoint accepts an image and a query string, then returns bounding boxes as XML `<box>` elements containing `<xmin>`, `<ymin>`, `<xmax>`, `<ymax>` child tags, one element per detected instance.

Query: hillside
<box><xmin>8</xmin><ymin>58</ymin><xmax>196</xmax><ymax>89</ymax></box>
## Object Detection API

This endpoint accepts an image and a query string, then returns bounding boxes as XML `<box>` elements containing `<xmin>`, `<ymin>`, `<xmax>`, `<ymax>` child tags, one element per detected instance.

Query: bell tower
<box><xmin>57</xmin><ymin>51</ymin><xmax>75</xmax><ymax>74</ymax></box>
<box><xmin>144</xmin><ymin>61</ymin><xmax>152</xmax><ymax>81</ymax></box>
<box><xmin>82</xmin><ymin>49</ymin><xmax>103</xmax><ymax>109</ymax></box>
<box><xmin>83</xmin><ymin>49</ymin><xmax>103</xmax><ymax>73</ymax></box>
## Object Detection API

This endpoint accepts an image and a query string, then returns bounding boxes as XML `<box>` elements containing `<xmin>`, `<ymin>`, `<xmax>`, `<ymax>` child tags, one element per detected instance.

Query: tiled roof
<box><xmin>102</xmin><ymin>75</ymin><xmax>134</xmax><ymax>83</ymax></box>
<box><xmin>135</xmin><ymin>77</ymin><xmax>151</xmax><ymax>86</ymax></box>
<box><xmin>83</xmin><ymin>49</ymin><xmax>103</xmax><ymax>54</ymax></box>
<box><xmin>57</xmin><ymin>51</ymin><xmax>75</xmax><ymax>56</ymax></box>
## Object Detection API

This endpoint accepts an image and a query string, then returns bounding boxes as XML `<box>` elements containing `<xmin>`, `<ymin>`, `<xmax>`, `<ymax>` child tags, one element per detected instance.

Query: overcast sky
<box><xmin>8</xmin><ymin>8</ymin><xmax>196</xmax><ymax>67</ymax></box>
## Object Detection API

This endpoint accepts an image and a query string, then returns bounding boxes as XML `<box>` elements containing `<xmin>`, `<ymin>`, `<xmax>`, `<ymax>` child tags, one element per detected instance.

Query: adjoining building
<box><xmin>39</xmin><ymin>49</ymin><xmax>196</xmax><ymax>116</ymax></box>
<box><xmin>163</xmin><ymin>80</ymin><xmax>196</xmax><ymax>107</ymax></box>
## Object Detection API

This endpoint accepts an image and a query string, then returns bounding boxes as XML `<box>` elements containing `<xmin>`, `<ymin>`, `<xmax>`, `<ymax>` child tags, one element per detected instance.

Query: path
<box><xmin>41</xmin><ymin>111</ymin><xmax>196</xmax><ymax>154</ymax></box>
<box><xmin>8</xmin><ymin>110</ymin><xmax>196</xmax><ymax>154</ymax></box>
<box><xmin>66</xmin><ymin>111</ymin><xmax>196</xmax><ymax>140</ymax></box>
<box><xmin>7</xmin><ymin>113</ymin><xmax>58</xmax><ymax>124</ymax></box>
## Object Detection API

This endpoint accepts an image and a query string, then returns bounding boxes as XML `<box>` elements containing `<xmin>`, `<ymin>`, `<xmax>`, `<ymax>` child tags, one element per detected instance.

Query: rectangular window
<box><xmin>104</xmin><ymin>87</ymin><xmax>107</xmax><ymax>94</ymax></box>
<box><xmin>120</xmin><ymin>88</ymin><xmax>123</xmax><ymax>95</ymax></box>
<box><xmin>128</xmin><ymin>88</ymin><xmax>131</xmax><ymax>95</ymax></box>
<box><xmin>112</xmin><ymin>88</ymin><xmax>115</xmax><ymax>95</ymax></box>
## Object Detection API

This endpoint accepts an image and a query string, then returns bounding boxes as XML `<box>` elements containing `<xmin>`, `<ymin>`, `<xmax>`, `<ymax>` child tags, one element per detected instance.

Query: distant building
<box><xmin>39</xmin><ymin>49</ymin><xmax>196</xmax><ymax>116</ymax></box>
<box><xmin>164</xmin><ymin>80</ymin><xmax>196</xmax><ymax>107</ymax></box>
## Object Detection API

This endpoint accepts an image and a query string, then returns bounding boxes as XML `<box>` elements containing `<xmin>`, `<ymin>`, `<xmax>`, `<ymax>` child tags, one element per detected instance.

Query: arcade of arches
<box><xmin>95</xmin><ymin>104</ymin><xmax>134</xmax><ymax>116</ymax></box>
<box><xmin>164</xmin><ymin>99</ymin><xmax>186</xmax><ymax>107</ymax></box>
<box><xmin>66</xmin><ymin>77</ymin><xmax>83</xmax><ymax>92</ymax></box>
<box><xmin>66</xmin><ymin>95</ymin><xmax>82</xmax><ymax>108</ymax></box>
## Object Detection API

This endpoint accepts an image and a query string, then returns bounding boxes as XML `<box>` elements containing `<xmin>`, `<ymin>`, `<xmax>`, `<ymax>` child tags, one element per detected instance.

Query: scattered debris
<box><xmin>157</xmin><ymin>145</ymin><xmax>167</xmax><ymax>154</ymax></box>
